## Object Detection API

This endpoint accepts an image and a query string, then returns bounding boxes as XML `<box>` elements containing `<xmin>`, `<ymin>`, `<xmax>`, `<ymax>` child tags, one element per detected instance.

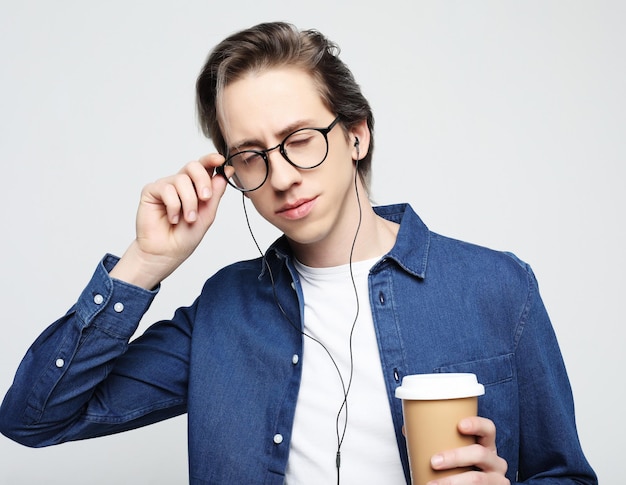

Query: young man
<box><xmin>0</xmin><ymin>22</ymin><xmax>596</xmax><ymax>484</ymax></box>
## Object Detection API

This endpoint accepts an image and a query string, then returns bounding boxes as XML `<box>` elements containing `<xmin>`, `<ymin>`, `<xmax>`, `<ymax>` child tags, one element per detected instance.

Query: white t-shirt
<box><xmin>284</xmin><ymin>257</ymin><xmax>405</xmax><ymax>484</ymax></box>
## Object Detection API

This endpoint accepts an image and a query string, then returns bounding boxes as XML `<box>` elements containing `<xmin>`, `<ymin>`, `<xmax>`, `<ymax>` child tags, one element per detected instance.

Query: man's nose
<box><xmin>267</xmin><ymin>149</ymin><xmax>302</xmax><ymax>191</ymax></box>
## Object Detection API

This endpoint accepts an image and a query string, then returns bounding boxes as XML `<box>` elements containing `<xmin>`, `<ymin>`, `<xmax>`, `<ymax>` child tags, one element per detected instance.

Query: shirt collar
<box><xmin>371</xmin><ymin>203</ymin><xmax>429</xmax><ymax>279</ymax></box>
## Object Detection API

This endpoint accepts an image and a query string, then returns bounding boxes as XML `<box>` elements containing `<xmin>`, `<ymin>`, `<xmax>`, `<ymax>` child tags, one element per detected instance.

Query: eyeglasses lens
<box><xmin>226</xmin><ymin>128</ymin><xmax>329</xmax><ymax>192</ymax></box>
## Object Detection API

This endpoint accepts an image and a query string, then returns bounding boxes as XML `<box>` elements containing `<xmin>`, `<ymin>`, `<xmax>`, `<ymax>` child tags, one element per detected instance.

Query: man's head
<box><xmin>195</xmin><ymin>21</ymin><xmax>374</xmax><ymax>190</ymax></box>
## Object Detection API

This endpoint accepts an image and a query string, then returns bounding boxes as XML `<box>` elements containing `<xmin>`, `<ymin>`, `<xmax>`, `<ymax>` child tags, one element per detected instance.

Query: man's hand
<box><xmin>427</xmin><ymin>417</ymin><xmax>510</xmax><ymax>485</ymax></box>
<box><xmin>110</xmin><ymin>153</ymin><xmax>228</xmax><ymax>289</ymax></box>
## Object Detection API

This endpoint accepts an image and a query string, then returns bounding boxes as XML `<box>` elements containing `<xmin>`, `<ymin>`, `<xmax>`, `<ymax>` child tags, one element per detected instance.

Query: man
<box><xmin>0</xmin><ymin>22</ymin><xmax>596</xmax><ymax>484</ymax></box>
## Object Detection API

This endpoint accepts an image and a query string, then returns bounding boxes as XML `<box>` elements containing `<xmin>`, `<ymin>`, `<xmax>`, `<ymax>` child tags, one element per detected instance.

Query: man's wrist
<box><xmin>109</xmin><ymin>242</ymin><xmax>176</xmax><ymax>290</ymax></box>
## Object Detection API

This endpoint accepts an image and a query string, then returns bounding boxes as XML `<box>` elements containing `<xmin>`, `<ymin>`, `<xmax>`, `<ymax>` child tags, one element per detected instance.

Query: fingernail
<box><xmin>431</xmin><ymin>454</ymin><xmax>444</xmax><ymax>467</ymax></box>
<box><xmin>202</xmin><ymin>187</ymin><xmax>211</xmax><ymax>198</ymax></box>
<box><xmin>188</xmin><ymin>210</ymin><xmax>197</xmax><ymax>222</ymax></box>
<box><xmin>171</xmin><ymin>215</ymin><xmax>179</xmax><ymax>224</ymax></box>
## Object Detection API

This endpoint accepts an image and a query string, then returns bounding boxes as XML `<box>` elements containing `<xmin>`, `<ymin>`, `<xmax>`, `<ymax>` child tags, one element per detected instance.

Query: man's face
<box><xmin>220</xmin><ymin>67</ymin><xmax>364</xmax><ymax>255</ymax></box>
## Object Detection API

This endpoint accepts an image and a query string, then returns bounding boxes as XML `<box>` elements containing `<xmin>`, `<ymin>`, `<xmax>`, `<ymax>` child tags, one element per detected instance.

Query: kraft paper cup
<box><xmin>395</xmin><ymin>373</ymin><xmax>485</xmax><ymax>485</ymax></box>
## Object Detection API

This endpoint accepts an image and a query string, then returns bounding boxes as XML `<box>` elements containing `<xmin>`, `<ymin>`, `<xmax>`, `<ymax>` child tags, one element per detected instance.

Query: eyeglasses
<box><xmin>217</xmin><ymin>116</ymin><xmax>340</xmax><ymax>192</ymax></box>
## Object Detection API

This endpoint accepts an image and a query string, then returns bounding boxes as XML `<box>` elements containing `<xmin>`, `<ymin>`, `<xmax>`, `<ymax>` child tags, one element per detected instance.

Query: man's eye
<box><xmin>233</xmin><ymin>151</ymin><xmax>263</xmax><ymax>166</ymax></box>
<box><xmin>248</xmin><ymin>153</ymin><xmax>265</xmax><ymax>164</ymax></box>
<box><xmin>286</xmin><ymin>134</ymin><xmax>314</xmax><ymax>148</ymax></box>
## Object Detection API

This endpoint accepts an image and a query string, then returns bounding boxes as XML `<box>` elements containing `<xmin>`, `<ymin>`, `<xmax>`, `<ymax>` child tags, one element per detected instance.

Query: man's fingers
<box><xmin>142</xmin><ymin>172</ymin><xmax>200</xmax><ymax>225</ymax></box>
<box><xmin>431</xmin><ymin>443</ymin><xmax>493</xmax><ymax>470</ymax></box>
<box><xmin>458</xmin><ymin>417</ymin><xmax>497</xmax><ymax>449</ymax></box>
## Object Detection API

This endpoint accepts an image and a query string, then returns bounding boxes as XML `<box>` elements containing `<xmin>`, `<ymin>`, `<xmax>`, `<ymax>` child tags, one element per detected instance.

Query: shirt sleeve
<box><xmin>514</xmin><ymin>263</ymin><xmax>597</xmax><ymax>484</ymax></box>
<box><xmin>0</xmin><ymin>254</ymin><xmax>191</xmax><ymax>447</ymax></box>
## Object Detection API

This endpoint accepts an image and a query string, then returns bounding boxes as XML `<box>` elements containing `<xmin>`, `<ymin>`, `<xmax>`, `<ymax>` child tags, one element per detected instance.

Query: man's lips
<box><xmin>276</xmin><ymin>197</ymin><xmax>317</xmax><ymax>220</ymax></box>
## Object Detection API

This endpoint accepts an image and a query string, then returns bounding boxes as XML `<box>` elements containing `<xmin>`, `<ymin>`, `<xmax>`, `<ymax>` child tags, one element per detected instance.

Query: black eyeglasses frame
<box><xmin>216</xmin><ymin>116</ymin><xmax>341</xmax><ymax>192</ymax></box>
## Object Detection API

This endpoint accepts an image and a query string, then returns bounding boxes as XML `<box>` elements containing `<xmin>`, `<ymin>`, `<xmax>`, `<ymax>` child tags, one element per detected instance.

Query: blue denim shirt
<box><xmin>0</xmin><ymin>203</ymin><xmax>596</xmax><ymax>484</ymax></box>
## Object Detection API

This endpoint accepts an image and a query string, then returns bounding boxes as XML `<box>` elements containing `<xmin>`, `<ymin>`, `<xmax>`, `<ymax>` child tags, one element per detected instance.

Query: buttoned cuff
<box><xmin>74</xmin><ymin>254</ymin><xmax>160</xmax><ymax>339</ymax></box>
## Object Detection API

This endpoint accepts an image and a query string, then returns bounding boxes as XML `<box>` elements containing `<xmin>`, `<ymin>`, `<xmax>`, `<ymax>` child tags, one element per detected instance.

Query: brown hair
<box><xmin>195</xmin><ymin>21</ymin><xmax>375</xmax><ymax>188</ymax></box>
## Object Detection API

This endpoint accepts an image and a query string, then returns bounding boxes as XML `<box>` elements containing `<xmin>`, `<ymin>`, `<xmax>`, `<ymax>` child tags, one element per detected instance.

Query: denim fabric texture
<box><xmin>0</xmin><ymin>204</ymin><xmax>597</xmax><ymax>484</ymax></box>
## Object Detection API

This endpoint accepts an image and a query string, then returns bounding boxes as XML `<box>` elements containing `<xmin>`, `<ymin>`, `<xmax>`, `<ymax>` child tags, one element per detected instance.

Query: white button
<box><xmin>93</xmin><ymin>294</ymin><xmax>104</xmax><ymax>305</ymax></box>
<box><xmin>113</xmin><ymin>302</ymin><xmax>124</xmax><ymax>313</ymax></box>
<box><xmin>273</xmin><ymin>434</ymin><xmax>283</xmax><ymax>444</ymax></box>
<box><xmin>290</xmin><ymin>282</ymin><xmax>296</xmax><ymax>290</ymax></box>
<box><xmin>292</xmin><ymin>354</ymin><xmax>299</xmax><ymax>365</ymax></box>
<box><xmin>55</xmin><ymin>358</ymin><xmax>65</xmax><ymax>368</ymax></box>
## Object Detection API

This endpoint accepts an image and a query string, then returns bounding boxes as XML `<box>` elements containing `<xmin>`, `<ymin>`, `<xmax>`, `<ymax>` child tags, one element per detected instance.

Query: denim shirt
<box><xmin>0</xmin><ymin>203</ymin><xmax>596</xmax><ymax>484</ymax></box>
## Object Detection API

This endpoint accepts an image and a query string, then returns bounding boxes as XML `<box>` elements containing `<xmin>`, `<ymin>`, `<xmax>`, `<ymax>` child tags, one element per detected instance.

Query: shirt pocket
<box><xmin>434</xmin><ymin>353</ymin><xmax>518</xmax><ymax>453</ymax></box>
<box><xmin>433</xmin><ymin>353</ymin><xmax>514</xmax><ymax>388</ymax></box>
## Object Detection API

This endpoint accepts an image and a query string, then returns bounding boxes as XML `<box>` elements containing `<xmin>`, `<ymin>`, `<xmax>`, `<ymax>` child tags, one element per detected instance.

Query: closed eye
<box><xmin>230</xmin><ymin>150</ymin><xmax>265</xmax><ymax>167</ymax></box>
<box><xmin>285</xmin><ymin>132</ymin><xmax>315</xmax><ymax>149</ymax></box>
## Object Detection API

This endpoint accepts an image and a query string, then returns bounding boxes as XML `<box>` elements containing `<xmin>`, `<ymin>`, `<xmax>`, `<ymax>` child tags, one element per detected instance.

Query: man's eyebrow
<box><xmin>228</xmin><ymin>118</ymin><xmax>316</xmax><ymax>153</ymax></box>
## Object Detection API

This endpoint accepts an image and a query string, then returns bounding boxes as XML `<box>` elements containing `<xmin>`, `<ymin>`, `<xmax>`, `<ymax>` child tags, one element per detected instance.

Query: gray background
<box><xmin>1</xmin><ymin>1</ymin><xmax>621</xmax><ymax>483</ymax></box>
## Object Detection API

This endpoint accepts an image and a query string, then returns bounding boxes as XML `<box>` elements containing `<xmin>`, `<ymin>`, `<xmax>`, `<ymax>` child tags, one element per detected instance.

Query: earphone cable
<box><xmin>241</xmin><ymin>196</ymin><xmax>349</xmax><ymax>404</ymax></box>
<box><xmin>335</xmin><ymin>155</ymin><xmax>363</xmax><ymax>466</ymax></box>
<box><xmin>240</xmin><ymin>148</ymin><xmax>363</xmax><ymax>485</ymax></box>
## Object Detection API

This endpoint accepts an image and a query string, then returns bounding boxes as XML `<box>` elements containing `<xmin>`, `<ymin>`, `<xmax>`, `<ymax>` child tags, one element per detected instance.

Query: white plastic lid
<box><xmin>395</xmin><ymin>373</ymin><xmax>485</xmax><ymax>400</ymax></box>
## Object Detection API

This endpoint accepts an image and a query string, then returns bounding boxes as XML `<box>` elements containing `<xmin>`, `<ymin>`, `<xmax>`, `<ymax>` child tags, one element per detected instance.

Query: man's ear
<box><xmin>350</xmin><ymin>119</ymin><xmax>370</xmax><ymax>161</ymax></box>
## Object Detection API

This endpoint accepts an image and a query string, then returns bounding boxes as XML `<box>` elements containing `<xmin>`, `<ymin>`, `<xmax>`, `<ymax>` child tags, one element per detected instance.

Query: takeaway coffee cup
<box><xmin>395</xmin><ymin>373</ymin><xmax>485</xmax><ymax>485</ymax></box>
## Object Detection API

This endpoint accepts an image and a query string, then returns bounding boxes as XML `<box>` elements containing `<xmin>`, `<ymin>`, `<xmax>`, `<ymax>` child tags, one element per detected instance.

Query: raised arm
<box><xmin>110</xmin><ymin>153</ymin><xmax>227</xmax><ymax>289</ymax></box>
<box><xmin>0</xmin><ymin>154</ymin><xmax>228</xmax><ymax>446</ymax></box>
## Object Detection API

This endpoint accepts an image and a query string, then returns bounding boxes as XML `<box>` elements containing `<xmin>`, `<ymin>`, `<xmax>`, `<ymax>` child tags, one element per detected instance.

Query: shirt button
<box><xmin>113</xmin><ymin>302</ymin><xmax>125</xmax><ymax>313</ymax></box>
<box><xmin>290</xmin><ymin>282</ymin><xmax>296</xmax><ymax>290</ymax></box>
<box><xmin>55</xmin><ymin>358</ymin><xmax>65</xmax><ymax>368</ymax></box>
<box><xmin>93</xmin><ymin>294</ymin><xmax>104</xmax><ymax>305</ymax></box>
<box><xmin>292</xmin><ymin>354</ymin><xmax>299</xmax><ymax>365</ymax></box>
<box><xmin>273</xmin><ymin>434</ymin><xmax>283</xmax><ymax>444</ymax></box>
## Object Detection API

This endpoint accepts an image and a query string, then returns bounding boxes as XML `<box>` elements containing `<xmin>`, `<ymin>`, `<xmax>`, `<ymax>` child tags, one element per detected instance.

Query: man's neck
<box><xmin>289</xmin><ymin>204</ymin><xmax>399</xmax><ymax>268</ymax></box>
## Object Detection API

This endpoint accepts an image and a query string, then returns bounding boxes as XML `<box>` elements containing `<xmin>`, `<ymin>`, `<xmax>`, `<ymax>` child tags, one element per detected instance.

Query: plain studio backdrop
<box><xmin>0</xmin><ymin>1</ymin><xmax>622</xmax><ymax>483</ymax></box>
